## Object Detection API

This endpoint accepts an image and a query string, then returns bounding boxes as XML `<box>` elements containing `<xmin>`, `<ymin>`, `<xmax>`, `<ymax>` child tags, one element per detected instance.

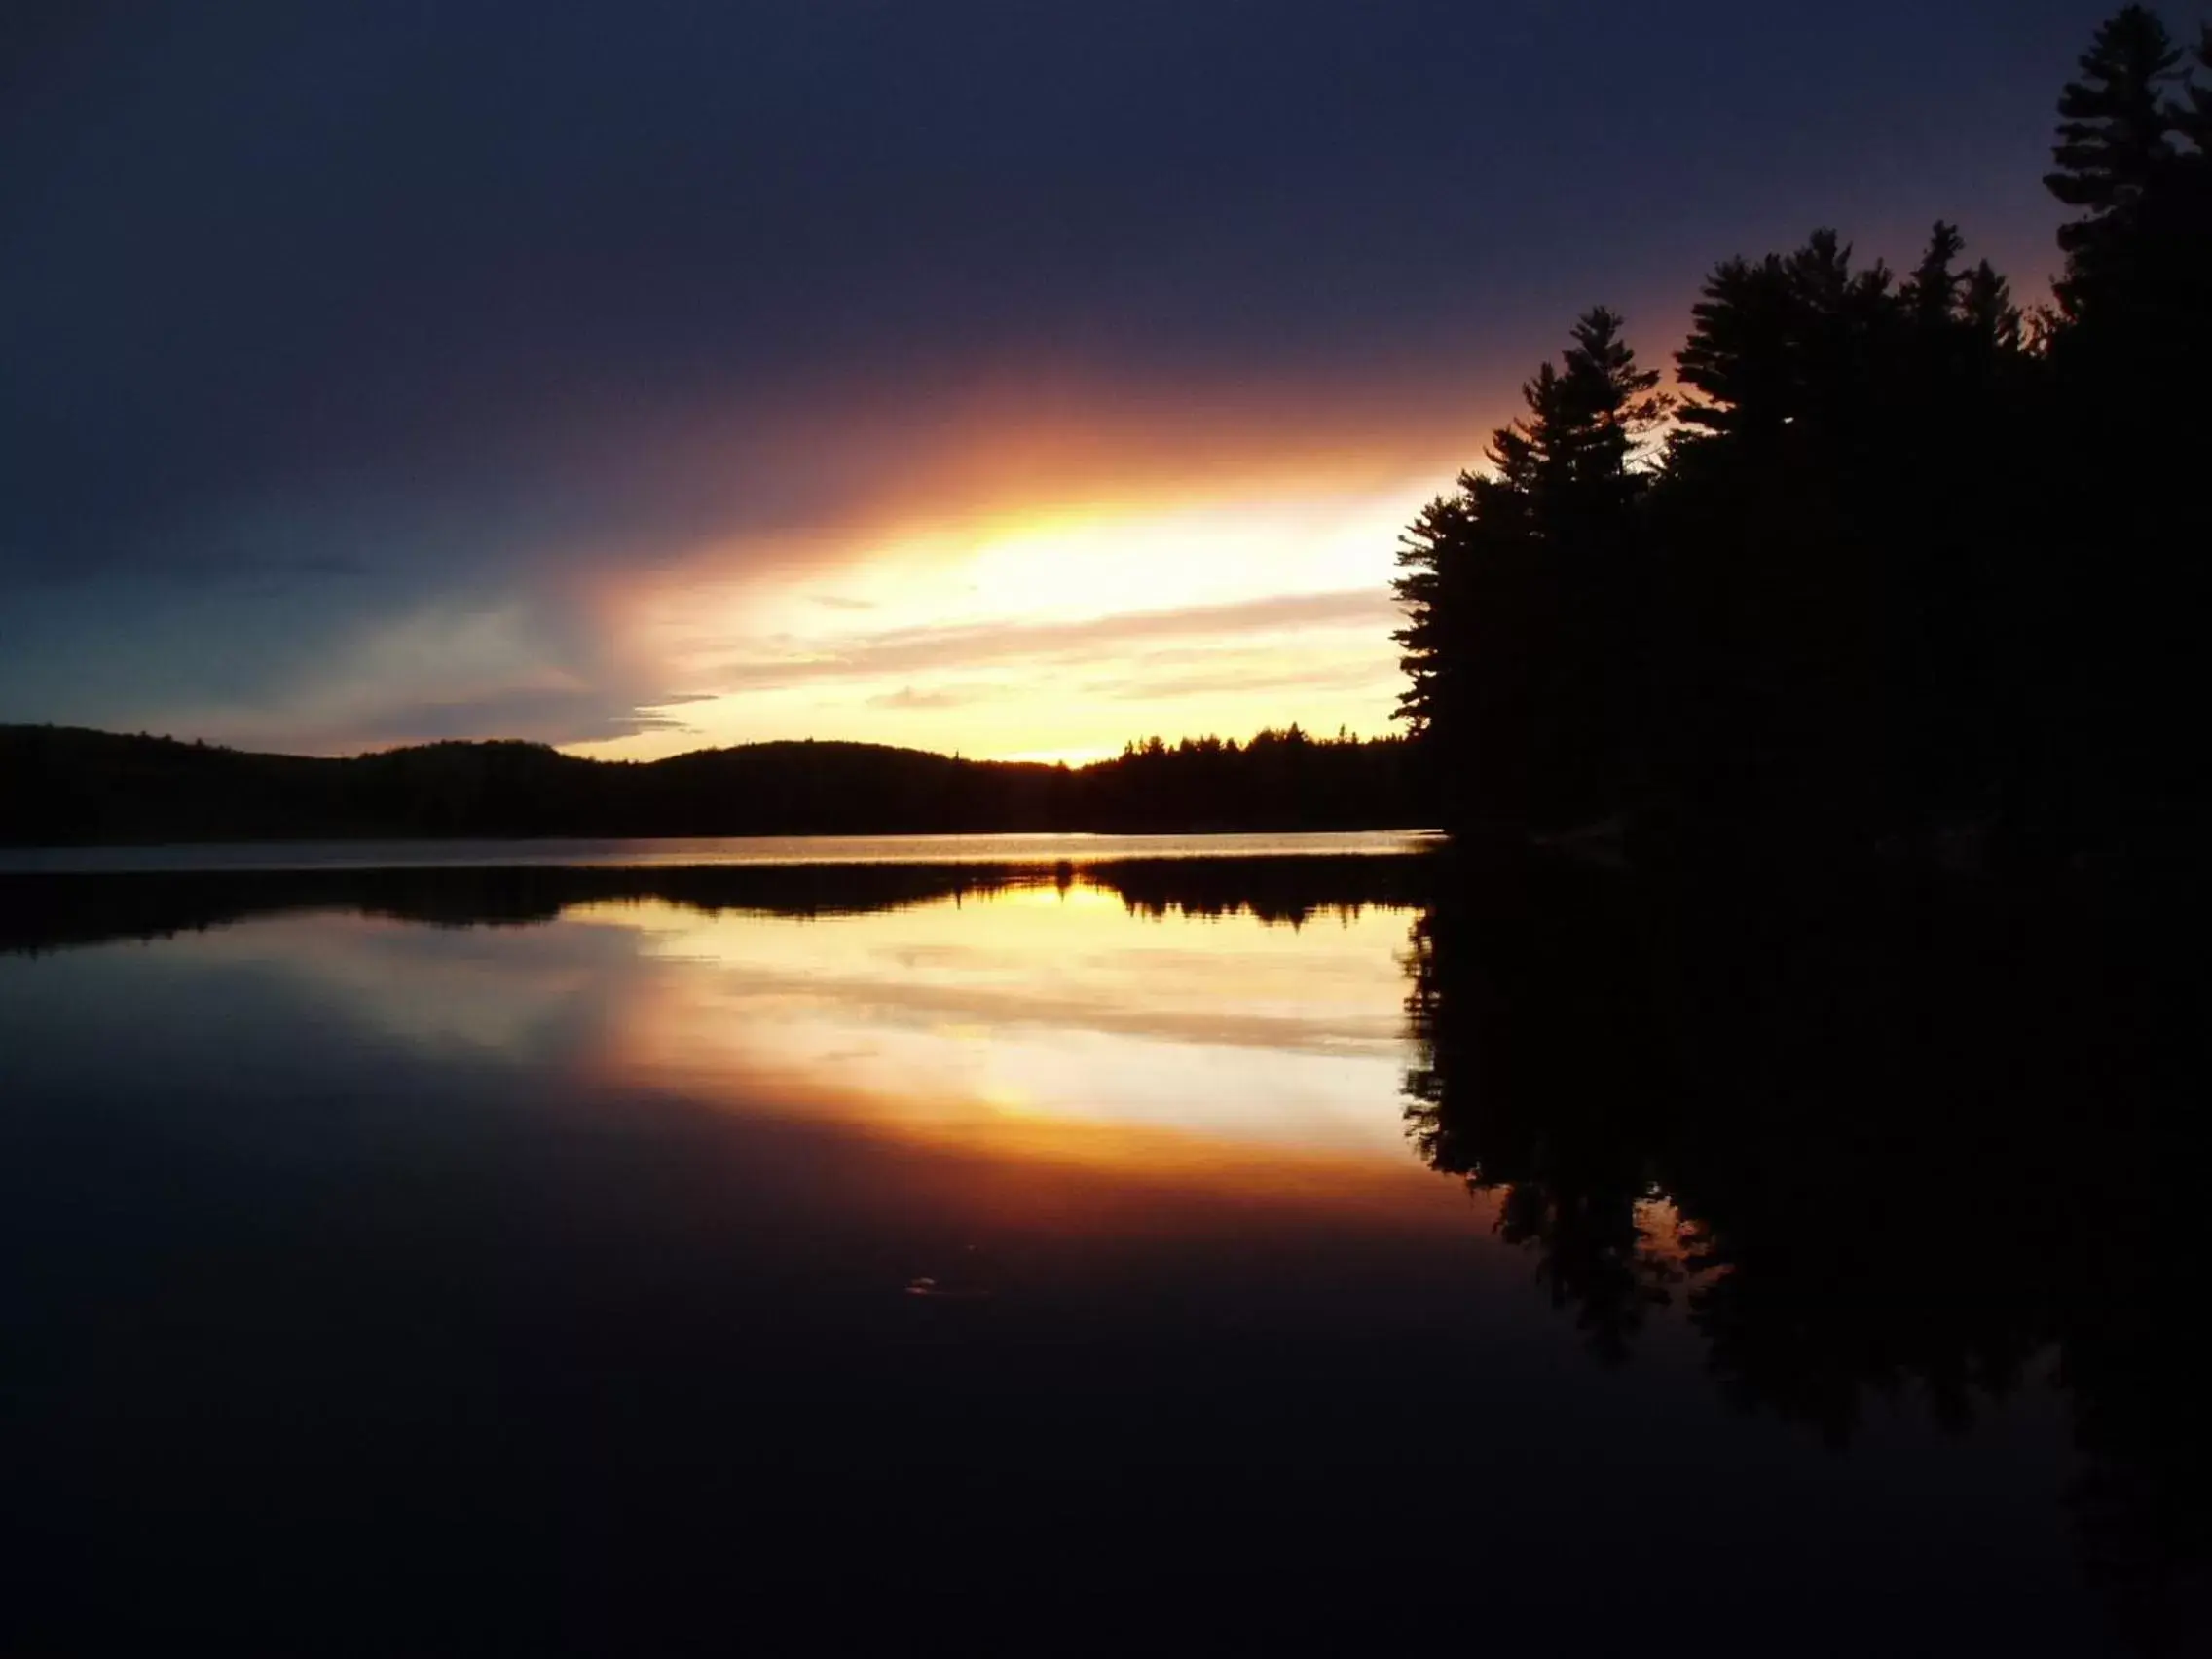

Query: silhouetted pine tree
<box><xmin>2034</xmin><ymin>7</ymin><xmax>2212</xmax><ymax>849</ymax></box>
<box><xmin>1657</xmin><ymin>232</ymin><xmax>1909</xmax><ymax>838</ymax></box>
<box><xmin>1392</xmin><ymin>308</ymin><xmax>1663</xmax><ymax>834</ymax></box>
<box><xmin>2187</xmin><ymin>22</ymin><xmax>2212</xmax><ymax>146</ymax></box>
<box><xmin>2045</xmin><ymin>6</ymin><xmax>2184</xmax><ymax>325</ymax></box>
<box><xmin>1396</xmin><ymin>7</ymin><xmax>2205</xmax><ymax>865</ymax></box>
<box><xmin>1902</xmin><ymin>220</ymin><xmax>1966</xmax><ymax>328</ymax></box>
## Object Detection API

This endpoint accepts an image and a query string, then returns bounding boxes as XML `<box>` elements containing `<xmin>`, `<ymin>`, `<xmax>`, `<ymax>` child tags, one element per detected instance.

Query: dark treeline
<box><xmin>1387</xmin><ymin>18</ymin><xmax>2212</xmax><ymax>1640</ymax></box>
<box><xmin>1401</xmin><ymin>852</ymin><xmax>2204</xmax><ymax>1650</ymax></box>
<box><xmin>0</xmin><ymin>853</ymin><xmax>1433</xmax><ymax>955</ymax></box>
<box><xmin>0</xmin><ymin>723</ymin><xmax>1430</xmax><ymax>846</ymax></box>
<box><xmin>1395</xmin><ymin>6</ymin><xmax>2212</xmax><ymax>870</ymax></box>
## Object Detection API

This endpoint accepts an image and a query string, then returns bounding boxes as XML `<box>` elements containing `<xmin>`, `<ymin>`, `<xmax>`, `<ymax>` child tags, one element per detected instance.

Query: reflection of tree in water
<box><xmin>0</xmin><ymin>854</ymin><xmax>1435</xmax><ymax>956</ymax></box>
<box><xmin>1401</xmin><ymin>879</ymin><xmax>1685</xmax><ymax>1368</ymax></box>
<box><xmin>1401</xmin><ymin>853</ymin><xmax>2205</xmax><ymax>1649</ymax></box>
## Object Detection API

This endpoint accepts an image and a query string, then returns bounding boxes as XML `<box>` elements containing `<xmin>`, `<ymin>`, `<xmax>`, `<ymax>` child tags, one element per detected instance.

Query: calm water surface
<box><xmin>0</xmin><ymin>851</ymin><xmax>2195</xmax><ymax>1651</ymax></box>
<box><xmin>0</xmin><ymin>828</ymin><xmax>1437</xmax><ymax>873</ymax></box>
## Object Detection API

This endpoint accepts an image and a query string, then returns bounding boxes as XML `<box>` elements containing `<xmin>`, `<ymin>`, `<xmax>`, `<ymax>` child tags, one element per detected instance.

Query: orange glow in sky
<box><xmin>565</xmin><ymin>429</ymin><xmax>1481</xmax><ymax>762</ymax></box>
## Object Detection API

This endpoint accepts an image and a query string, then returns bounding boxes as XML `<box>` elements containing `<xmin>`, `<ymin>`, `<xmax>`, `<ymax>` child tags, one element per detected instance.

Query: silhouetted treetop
<box><xmin>2046</xmin><ymin>6</ymin><xmax>2186</xmax><ymax>310</ymax></box>
<box><xmin>1392</xmin><ymin>306</ymin><xmax>1664</xmax><ymax>835</ymax></box>
<box><xmin>1394</xmin><ymin>6</ymin><xmax>2210</xmax><ymax>867</ymax></box>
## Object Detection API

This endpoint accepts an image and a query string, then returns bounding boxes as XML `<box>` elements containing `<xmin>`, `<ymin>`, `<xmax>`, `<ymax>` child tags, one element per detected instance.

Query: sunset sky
<box><xmin>2</xmin><ymin>2</ymin><xmax>2115</xmax><ymax>761</ymax></box>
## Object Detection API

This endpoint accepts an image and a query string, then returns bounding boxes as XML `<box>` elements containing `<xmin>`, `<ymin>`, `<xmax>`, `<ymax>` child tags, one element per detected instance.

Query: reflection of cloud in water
<box><xmin>580</xmin><ymin>885</ymin><xmax>1424</xmax><ymax>1168</ymax></box>
<box><xmin>173</xmin><ymin>912</ymin><xmax>627</xmax><ymax>1061</ymax></box>
<box><xmin>142</xmin><ymin>884</ymin><xmax>1450</xmax><ymax>1202</ymax></box>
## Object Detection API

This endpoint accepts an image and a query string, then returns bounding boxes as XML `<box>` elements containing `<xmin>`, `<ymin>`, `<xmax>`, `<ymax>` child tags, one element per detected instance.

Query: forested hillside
<box><xmin>0</xmin><ymin>725</ymin><xmax>1428</xmax><ymax>844</ymax></box>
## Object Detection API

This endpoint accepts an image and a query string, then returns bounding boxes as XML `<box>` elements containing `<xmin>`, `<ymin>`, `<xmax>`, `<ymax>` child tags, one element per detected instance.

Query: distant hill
<box><xmin>0</xmin><ymin>725</ymin><xmax>1433</xmax><ymax>845</ymax></box>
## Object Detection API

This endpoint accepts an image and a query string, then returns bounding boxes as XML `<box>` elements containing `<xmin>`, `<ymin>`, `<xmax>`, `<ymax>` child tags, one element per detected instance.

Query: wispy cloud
<box><xmin>866</xmin><ymin>684</ymin><xmax>1000</xmax><ymax>710</ymax></box>
<box><xmin>701</xmin><ymin>588</ymin><xmax>1398</xmax><ymax>694</ymax></box>
<box><xmin>1081</xmin><ymin>660</ymin><xmax>1393</xmax><ymax>701</ymax></box>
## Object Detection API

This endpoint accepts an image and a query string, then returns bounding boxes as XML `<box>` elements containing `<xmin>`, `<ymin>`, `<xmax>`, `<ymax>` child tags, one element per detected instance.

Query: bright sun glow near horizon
<box><xmin>561</xmin><ymin>469</ymin><xmax>1448</xmax><ymax>764</ymax></box>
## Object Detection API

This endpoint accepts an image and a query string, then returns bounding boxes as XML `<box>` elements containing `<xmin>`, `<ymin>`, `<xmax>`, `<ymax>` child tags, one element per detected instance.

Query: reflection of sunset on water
<box><xmin>569</xmin><ymin>883</ymin><xmax>1477</xmax><ymax>1216</ymax></box>
<box><xmin>92</xmin><ymin>871</ymin><xmax>1493</xmax><ymax>1229</ymax></box>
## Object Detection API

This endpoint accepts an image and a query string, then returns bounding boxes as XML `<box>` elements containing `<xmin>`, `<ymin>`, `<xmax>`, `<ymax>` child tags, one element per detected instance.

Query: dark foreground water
<box><xmin>1</xmin><ymin>846</ymin><xmax>2200</xmax><ymax>1652</ymax></box>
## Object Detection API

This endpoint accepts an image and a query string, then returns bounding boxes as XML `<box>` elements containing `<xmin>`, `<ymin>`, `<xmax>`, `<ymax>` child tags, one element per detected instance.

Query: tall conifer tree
<box><xmin>2045</xmin><ymin>6</ymin><xmax>2183</xmax><ymax>319</ymax></box>
<box><xmin>1393</xmin><ymin>310</ymin><xmax>1662</xmax><ymax>833</ymax></box>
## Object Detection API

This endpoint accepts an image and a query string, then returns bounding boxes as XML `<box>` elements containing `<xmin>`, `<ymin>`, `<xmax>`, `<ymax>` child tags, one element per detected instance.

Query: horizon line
<box><xmin>2</xmin><ymin>719</ymin><xmax>1414</xmax><ymax>770</ymax></box>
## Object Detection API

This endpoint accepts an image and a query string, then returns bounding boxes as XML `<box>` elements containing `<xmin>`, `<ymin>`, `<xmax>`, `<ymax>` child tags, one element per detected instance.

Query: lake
<box><xmin>1</xmin><ymin>839</ymin><xmax>2197</xmax><ymax>1652</ymax></box>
